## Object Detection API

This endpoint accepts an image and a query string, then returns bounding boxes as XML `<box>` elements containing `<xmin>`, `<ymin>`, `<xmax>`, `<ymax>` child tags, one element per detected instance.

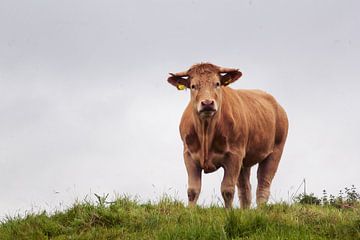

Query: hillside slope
<box><xmin>1</xmin><ymin>197</ymin><xmax>359</xmax><ymax>240</ymax></box>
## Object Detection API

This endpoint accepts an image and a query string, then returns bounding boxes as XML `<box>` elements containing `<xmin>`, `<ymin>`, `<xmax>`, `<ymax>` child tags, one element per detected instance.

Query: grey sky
<box><xmin>1</xmin><ymin>0</ymin><xmax>359</xmax><ymax>216</ymax></box>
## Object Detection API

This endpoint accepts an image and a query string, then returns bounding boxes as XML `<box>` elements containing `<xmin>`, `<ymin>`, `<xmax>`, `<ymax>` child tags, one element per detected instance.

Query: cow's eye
<box><xmin>216</xmin><ymin>82</ymin><xmax>221</xmax><ymax>88</ymax></box>
<box><xmin>191</xmin><ymin>84</ymin><xmax>196</xmax><ymax>90</ymax></box>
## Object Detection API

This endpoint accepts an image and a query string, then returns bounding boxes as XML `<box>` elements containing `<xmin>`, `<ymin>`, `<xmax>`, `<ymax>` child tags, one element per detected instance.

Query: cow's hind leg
<box><xmin>256</xmin><ymin>145</ymin><xmax>285</xmax><ymax>206</ymax></box>
<box><xmin>237</xmin><ymin>167</ymin><xmax>251</xmax><ymax>209</ymax></box>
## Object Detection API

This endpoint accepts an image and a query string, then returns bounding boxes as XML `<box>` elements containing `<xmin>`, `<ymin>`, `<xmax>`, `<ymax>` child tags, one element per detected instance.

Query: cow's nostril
<box><xmin>201</xmin><ymin>100</ymin><xmax>214</xmax><ymax>106</ymax></box>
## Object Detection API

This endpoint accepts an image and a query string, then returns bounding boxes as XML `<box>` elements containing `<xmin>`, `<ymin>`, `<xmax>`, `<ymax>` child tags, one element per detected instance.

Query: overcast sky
<box><xmin>1</xmin><ymin>0</ymin><xmax>359</xmax><ymax>217</ymax></box>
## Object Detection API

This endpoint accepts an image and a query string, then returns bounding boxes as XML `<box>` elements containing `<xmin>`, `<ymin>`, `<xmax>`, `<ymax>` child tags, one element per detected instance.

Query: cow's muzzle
<box><xmin>198</xmin><ymin>99</ymin><xmax>217</xmax><ymax>117</ymax></box>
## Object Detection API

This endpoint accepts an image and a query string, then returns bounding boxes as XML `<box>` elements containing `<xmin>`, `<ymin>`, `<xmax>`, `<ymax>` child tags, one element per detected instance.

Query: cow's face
<box><xmin>168</xmin><ymin>63</ymin><xmax>242</xmax><ymax>119</ymax></box>
<box><xmin>188</xmin><ymin>72</ymin><xmax>222</xmax><ymax>118</ymax></box>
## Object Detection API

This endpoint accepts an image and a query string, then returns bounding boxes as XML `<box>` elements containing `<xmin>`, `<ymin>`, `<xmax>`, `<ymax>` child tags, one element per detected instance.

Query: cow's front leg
<box><xmin>184</xmin><ymin>152</ymin><xmax>202</xmax><ymax>207</ymax></box>
<box><xmin>221</xmin><ymin>153</ymin><xmax>242</xmax><ymax>208</ymax></box>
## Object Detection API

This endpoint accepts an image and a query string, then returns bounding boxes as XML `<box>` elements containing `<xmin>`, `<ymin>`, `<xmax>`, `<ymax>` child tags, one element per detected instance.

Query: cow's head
<box><xmin>168</xmin><ymin>63</ymin><xmax>242</xmax><ymax>119</ymax></box>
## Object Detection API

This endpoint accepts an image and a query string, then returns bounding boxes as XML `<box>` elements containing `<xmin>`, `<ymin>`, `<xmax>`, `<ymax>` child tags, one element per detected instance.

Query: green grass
<box><xmin>1</xmin><ymin>197</ymin><xmax>359</xmax><ymax>240</ymax></box>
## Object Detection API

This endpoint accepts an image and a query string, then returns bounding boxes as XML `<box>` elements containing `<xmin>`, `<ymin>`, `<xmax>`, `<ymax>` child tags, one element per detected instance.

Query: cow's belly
<box><xmin>242</xmin><ymin>127</ymin><xmax>276</xmax><ymax>167</ymax></box>
<box><xmin>243</xmin><ymin>147</ymin><xmax>273</xmax><ymax>167</ymax></box>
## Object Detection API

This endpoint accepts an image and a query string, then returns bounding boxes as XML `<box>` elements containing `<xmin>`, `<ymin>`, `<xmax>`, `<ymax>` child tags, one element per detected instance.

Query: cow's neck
<box><xmin>194</xmin><ymin>111</ymin><xmax>221</xmax><ymax>169</ymax></box>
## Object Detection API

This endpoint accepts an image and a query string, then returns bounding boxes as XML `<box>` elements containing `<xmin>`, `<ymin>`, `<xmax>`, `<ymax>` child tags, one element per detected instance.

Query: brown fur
<box><xmin>168</xmin><ymin>63</ymin><xmax>288</xmax><ymax>208</ymax></box>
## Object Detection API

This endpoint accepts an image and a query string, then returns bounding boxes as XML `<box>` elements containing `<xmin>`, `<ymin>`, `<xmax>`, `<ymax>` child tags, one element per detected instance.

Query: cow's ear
<box><xmin>219</xmin><ymin>68</ymin><xmax>242</xmax><ymax>86</ymax></box>
<box><xmin>167</xmin><ymin>72</ymin><xmax>190</xmax><ymax>90</ymax></box>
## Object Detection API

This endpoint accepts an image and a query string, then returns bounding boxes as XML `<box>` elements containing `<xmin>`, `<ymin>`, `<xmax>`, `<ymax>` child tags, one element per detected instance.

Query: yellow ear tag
<box><xmin>177</xmin><ymin>84</ymin><xmax>186</xmax><ymax>90</ymax></box>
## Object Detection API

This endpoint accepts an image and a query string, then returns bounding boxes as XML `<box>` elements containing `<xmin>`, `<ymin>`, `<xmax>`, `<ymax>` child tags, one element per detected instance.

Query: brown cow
<box><xmin>167</xmin><ymin>63</ymin><xmax>288</xmax><ymax>208</ymax></box>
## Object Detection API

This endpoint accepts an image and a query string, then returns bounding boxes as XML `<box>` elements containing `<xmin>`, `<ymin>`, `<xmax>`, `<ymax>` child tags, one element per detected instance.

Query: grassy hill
<box><xmin>1</xmin><ymin>196</ymin><xmax>359</xmax><ymax>240</ymax></box>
